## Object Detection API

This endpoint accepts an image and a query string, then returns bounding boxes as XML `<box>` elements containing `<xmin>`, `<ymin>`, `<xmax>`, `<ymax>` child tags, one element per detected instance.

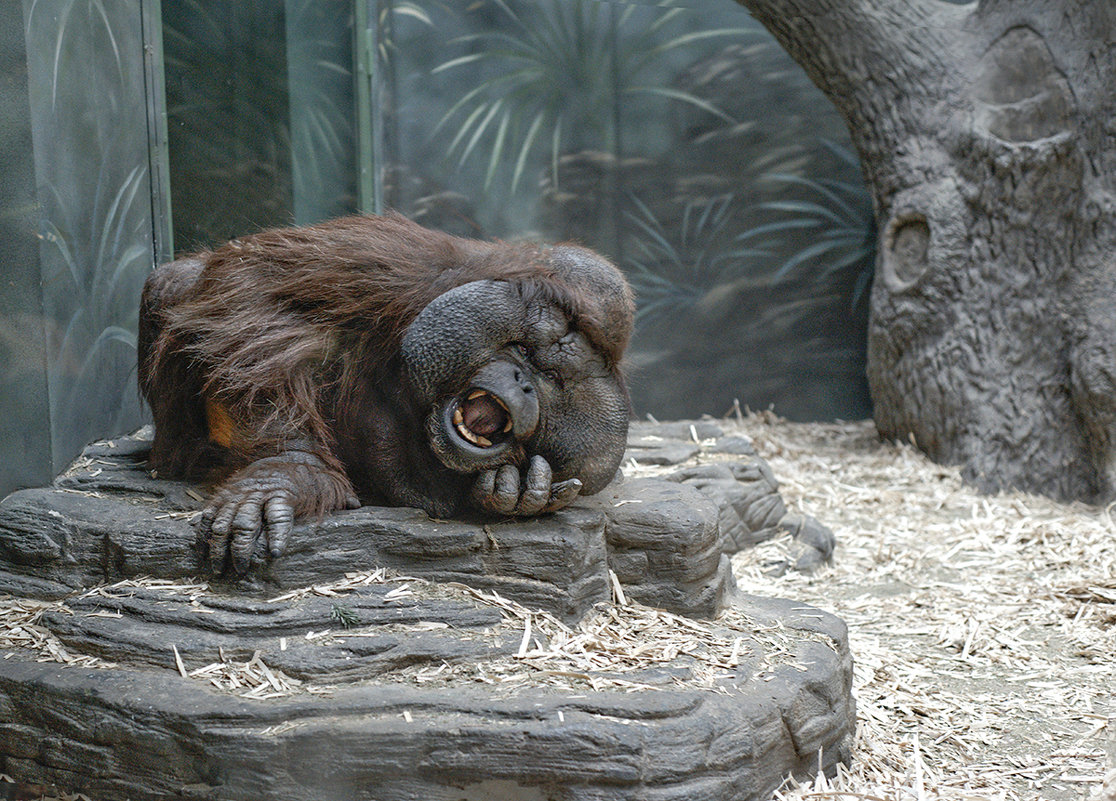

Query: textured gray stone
<box><xmin>624</xmin><ymin>438</ymin><xmax>701</xmax><ymax>466</ymax></box>
<box><xmin>0</xmin><ymin>483</ymin><xmax>613</xmax><ymax>622</ymax></box>
<box><xmin>708</xmin><ymin>435</ymin><xmax>757</xmax><ymax>456</ymax></box>
<box><xmin>0</xmin><ymin>591</ymin><xmax>854</xmax><ymax>801</ymax></box>
<box><xmin>590</xmin><ymin>479</ymin><xmax>730</xmax><ymax>618</ymax></box>
<box><xmin>39</xmin><ymin>583</ymin><xmax>509</xmax><ymax>680</ymax></box>
<box><xmin>635</xmin><ymin>422</ymin><xmax>836</xmax><ymax>567</ymax></box>
<box><xmin>2</xmin><ymin>424</ymin><xmax>835</xmax><ymax>619</ymax></box>
<box><xmin>629</xmin><ymin>420</ymin><xmax>725</xmax><ymax>441</ymax></box>
<box><xmin>0</xmin><ymin>429</ymin><xmax>853</xmax><ymax>799</ymax></box>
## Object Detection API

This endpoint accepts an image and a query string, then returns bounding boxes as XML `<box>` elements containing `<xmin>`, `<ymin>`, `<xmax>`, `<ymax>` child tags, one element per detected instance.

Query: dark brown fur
<box><xmin>139</xmin><ymin>213</ymin><xmax>630</xmax><ymax>525</ymax></box>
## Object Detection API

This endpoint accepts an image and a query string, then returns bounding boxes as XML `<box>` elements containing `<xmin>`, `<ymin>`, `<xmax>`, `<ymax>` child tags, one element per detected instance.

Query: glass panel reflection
<box><xmin>0</xmin><ymin>2</ymin><xmax>52</xmax><ymax>494</ymax></box>
<box><xmin>22</xmin><ymin>0</ymin><xmax>156</xmax><ymax>474</ymax></box>
<box><xmin>163</xmin><ymin>0</ymin><xmax>294</xmax><ymax>252</ymax></box>
<box><xmin>370</xmin><ymin>0</ymin><xmax>873</xmax><ymax>420</ymax></box>
<box><xmin>163</xmin><ymin>0</ymin><xmax>356</xmax><ymax>252</ymax></box>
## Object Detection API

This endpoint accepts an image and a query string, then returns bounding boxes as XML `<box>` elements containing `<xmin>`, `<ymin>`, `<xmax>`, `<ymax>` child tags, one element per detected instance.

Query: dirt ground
<box><xmin>725</xmin><ymin>414</ymin><xmax>1115</xmax><ymax>801</ymax></box>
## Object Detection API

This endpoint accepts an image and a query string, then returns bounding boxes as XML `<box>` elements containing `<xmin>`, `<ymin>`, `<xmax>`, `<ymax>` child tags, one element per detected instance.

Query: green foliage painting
<box><xmin>431</xmin><ymin>0</ymin><xmax>748</xmax><ymax>194</ymax></box>
<box><xmin>372</xmin><ymin>0</ymin><xmax>875</xmax><ymax>420</ymax></box>
<box><xmin>23</xmin><ymin>0</ymin><xmax>157</xmax><ymax>470</ymax></box>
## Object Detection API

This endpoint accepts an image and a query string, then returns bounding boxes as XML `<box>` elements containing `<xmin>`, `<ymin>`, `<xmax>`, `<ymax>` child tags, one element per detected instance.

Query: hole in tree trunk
<box><xmin>882</xmin><ymin>215</ymin><xmax>931</xmax><ymax>290</ymax></box>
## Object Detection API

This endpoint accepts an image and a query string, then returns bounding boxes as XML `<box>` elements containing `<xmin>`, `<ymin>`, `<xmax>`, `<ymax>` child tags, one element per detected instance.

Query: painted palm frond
<box><xmin>623</xmin><ymin>194</ymin><xmax>766</xmax><ymax>326</ymax></box>
<box><xmin>735</xmin><ymin>142</ymin><xmax>876</xmax><ymax>305</ymax></box>
<box><xmin>23</xmin><ymin>0</ymin><xmax>156</xmax><ymax>464</ymax></box>
<box><xmin>430</xmin><ymin>0</ymin><xmax>747</xmax><ymax>194</ymax></box>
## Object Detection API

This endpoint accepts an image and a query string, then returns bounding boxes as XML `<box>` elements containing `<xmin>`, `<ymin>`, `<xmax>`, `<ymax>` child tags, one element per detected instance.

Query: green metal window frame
<box><xmin>353</xmin><ymin>0</ymin><xmax>383</xmax><ymax>214</ymax></box>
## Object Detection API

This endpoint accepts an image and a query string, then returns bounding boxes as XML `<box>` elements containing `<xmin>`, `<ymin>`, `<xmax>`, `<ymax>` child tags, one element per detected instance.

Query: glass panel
<box><xmin>163</xmin><ymin>0</ymin><xmax>293</xmax><ymax>252</ymax></box>
<box><xmin>286</xmin><ymin>0</ymin><xmax>357</xmax><ymax>225</ymax></box>
<box><xmin>22</xmin><ymin>0</ymin><xmax>159</xmax><ymax>474</ymax></box>
<box><xmin>0</xmin><ymin>2</ymin><xmax>52</xmax><ymax>494</ymax></box>
<box><xmin>163</xmin><ymin>0</ymin><xmax>356</xmax><ymax>252</ymax></box>
<box><xmin>369</xmin><ymin>0</ymin><xmax>873</xmax><ymax>421</ymax></box>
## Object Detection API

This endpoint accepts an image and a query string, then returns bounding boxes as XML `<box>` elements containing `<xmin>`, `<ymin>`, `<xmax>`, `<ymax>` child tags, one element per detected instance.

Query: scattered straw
<box><xmin>0</xmin><ymin>774</ymin><xmax>91</xmax><ymax>801</ymax></box>
<box><xmin>0</xmin><ymin>596</ymin><xmax>115</xmax><ymax>670</ymax></box>
<box><xmin>381</xmin><ymin>581</ymin><xmax>835</xmax><ymax>695</ymax></box>
<box><xmin>0</xmin><ymin>568</ymin><xmax>832</xmax><ymax>703</ymax></box>
<box><xmin>180</xmin><ymin>649</ymin><xmax>304</xmax><ymax>699</ymax></box>
<box><xmin>3</xmin><ymin>414</ymin><xmax>1113</xmax><ymax>800</ymax></box>
<box><xmin>723</xmin><ymin>413</ymin><xmax>1114</xmax><ymax>801</ymax></box>
<box><xmin>264</xmin><ymin>566</ymin><xmax>409</xmax><ymax>603</ymax></box>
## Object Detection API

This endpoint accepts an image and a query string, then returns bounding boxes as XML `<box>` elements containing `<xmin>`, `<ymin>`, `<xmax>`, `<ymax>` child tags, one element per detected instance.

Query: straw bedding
<box><xmin>725</xmin><ymin>413</ymin><xmax>1115</xmax><ymax>801</ymax></box>
<box><xmin>2</xmin><ymin>412</ymin><xmax>1113</xmax><ymax>800</ymax></box>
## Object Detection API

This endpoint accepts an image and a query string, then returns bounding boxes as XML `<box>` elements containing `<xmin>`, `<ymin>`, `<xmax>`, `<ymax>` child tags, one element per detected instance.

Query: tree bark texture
<box><xmin>735</xmin><ymin>0</ymin><xmax>1116</xmax><ymax>501</ymax></box>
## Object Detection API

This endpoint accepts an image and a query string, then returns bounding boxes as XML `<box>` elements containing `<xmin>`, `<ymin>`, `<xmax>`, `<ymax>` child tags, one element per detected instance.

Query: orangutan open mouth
<box><xmin>451</xmin><ymin>389</ymin><xmax>513</xmax><ymax>448</ymax></box>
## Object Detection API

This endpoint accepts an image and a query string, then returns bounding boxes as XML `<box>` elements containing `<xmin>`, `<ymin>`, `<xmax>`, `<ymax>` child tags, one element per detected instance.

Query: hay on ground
<box><xmin>724</xmin><ymin>414</ymin><xmax>1114</xmax><ymax>801</ymax></box>
<box><xmin>2</xmin><ymin>413</ymin><xmax>1113</xmax><ymax>800</ymax></box>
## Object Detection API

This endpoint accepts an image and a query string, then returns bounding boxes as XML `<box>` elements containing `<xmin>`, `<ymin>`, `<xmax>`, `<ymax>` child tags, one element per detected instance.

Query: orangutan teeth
<box><xmin>453</xmin><ymin>407</ymin><xmax>494</xmax><ymax>447</ymax></box>
<box><xmin>467</xmin><ymin>389</ymin><xmax>511</xmax><ymax>414</ymax></box>
<box><xmin>456</xmin><ymin>422</ymin><xmax>492</xmax><ymax>447</ymax></box>
<box><xmin>454</xmin><ymin>389</ymin><xmax>510</xmax><ymax>448</ymax></box>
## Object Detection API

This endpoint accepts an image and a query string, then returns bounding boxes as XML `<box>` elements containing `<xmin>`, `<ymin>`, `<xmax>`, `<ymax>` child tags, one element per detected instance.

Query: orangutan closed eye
<box><xmin>137</xmin><ymin>213</ymin><xmax>634</xmax><ymax>575</ymax></box>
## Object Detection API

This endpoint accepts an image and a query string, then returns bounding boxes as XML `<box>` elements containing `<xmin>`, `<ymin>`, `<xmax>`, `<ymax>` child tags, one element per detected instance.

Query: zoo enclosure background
<box><xmin>0</xmin><ymin>0</ymin><xmax>874</xmax><ymax>499</ymax></box>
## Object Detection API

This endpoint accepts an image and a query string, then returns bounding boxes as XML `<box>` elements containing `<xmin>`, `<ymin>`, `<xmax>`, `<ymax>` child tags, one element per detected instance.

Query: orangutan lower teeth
<box><xmin>451</xmin><ymin>389</ymin><xmax>513</xmax><ymax>448</ymax></box>
<box><xmin>452</xmin><ymin>405</ymin><xmax>494</xmax><ymax>447</ymax></box>
<box><xmin>458</xmin><ymin>424</ymin><xmax>492</xmax><ymax>447</ymax></box>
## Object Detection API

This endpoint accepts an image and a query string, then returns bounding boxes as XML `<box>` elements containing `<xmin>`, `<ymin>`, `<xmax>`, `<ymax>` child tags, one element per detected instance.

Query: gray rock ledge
<box><xmin>0</xmin><ymin>588</ymin><xmax>854</xmax><ymax>801</ymax></box>
<box><xmin>0</xmin><ymin>425</ymin><xmax>853</xmax><ymax>800</ymax></box>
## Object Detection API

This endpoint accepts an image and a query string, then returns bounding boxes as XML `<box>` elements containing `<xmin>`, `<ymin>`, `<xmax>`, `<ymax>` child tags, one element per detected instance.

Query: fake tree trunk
<box><xmin>736</xmin><ymin>0</ymin><xmax>1116</xmax><ymax>503</ymax></box>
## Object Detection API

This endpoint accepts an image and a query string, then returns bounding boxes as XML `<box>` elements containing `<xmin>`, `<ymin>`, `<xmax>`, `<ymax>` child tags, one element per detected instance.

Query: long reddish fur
<box><xmin>140</xmin><ymin>213</ymin><xmax>625</xmax><ymax>514</ymax></box>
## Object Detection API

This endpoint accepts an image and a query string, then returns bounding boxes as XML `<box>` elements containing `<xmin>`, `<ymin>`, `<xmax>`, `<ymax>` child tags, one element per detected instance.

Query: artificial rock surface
<box><xmin>0</xmin><ymin>422</ymin><xmax>852</xmax><ymax>800</ymax></box>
